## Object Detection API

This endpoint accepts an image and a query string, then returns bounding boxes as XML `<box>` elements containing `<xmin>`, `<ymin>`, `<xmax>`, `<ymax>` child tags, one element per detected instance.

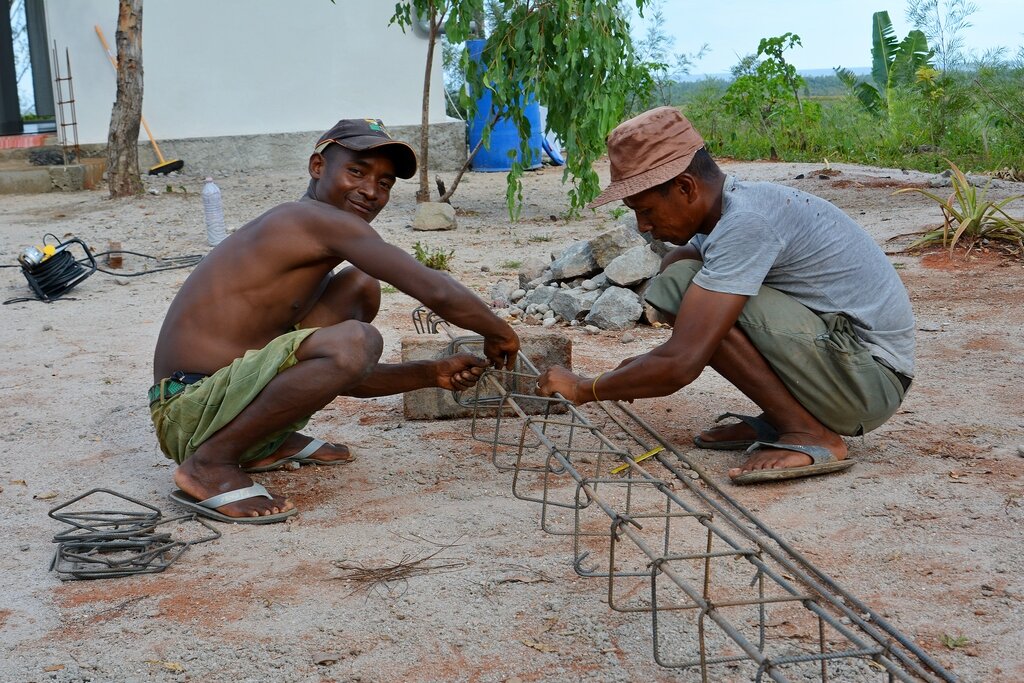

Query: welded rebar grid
<box><xmin>413</xmin><ymin>308</ymin><xmax>957</xmax><ymax>683</ymax></box>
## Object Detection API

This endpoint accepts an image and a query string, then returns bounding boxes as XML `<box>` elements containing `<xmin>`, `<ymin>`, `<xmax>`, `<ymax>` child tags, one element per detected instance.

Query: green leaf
<box><xmin>870</xmin><ymin>11</ymin><xmax>898</xmax><ymax>93</ymax></box>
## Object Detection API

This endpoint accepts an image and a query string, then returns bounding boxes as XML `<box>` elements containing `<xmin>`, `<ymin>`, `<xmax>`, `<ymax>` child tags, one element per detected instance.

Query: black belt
<box><xmin>875</xmin><ymin>359</ymin><xmax>912</xmax><ymax>392</ymax></box>
<box><xmin>148</xmin><ymin>371</ymin><xmax>209</xmax><ymax>405</ymax></box>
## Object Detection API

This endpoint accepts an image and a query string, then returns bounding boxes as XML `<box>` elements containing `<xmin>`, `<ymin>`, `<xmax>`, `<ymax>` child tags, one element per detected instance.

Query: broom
<box><xmin>94</xmin><ymin>25</ymin><xmax>184</xmax><ymax>175</ymax></box>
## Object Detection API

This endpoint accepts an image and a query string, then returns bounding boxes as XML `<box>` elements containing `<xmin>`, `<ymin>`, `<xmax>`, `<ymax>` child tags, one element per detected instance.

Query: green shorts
<box><xmin>644</xmin><ymin>260</ymin><xmax>906</xmax><ymax>436</ymax></box>
<box><xmin>149</xmin><ymin>327</ymin><xmax>318</xmax><ymax>464</ymax></box>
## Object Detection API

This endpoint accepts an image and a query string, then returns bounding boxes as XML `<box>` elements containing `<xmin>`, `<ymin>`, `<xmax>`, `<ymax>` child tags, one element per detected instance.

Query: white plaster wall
<box><xmin>44</xmin><ymin>0</ymin><xmax>446</xmax><ymax>144</ymax></box>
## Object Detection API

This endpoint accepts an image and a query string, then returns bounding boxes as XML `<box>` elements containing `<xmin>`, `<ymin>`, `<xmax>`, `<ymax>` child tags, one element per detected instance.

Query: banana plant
<box><xmin>835</xmin><ymin>11</ymin><xmax>934</xmax><ymax>116</ymax></box>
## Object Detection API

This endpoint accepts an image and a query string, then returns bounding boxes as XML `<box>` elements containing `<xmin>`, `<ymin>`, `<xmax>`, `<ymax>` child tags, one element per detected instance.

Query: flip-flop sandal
<box><xmin>168</xmin><ymin>483</ymin><xmax>297</xmax><ymax>524</ymax></box>
<box><xmin>242</xmin><ymin>437</ymin><xmax>355</xmax><ymax>473</ymax></box>
<box><xmin>731</xmin><ymin>442</ymin><xmax>854</xmax><ymax>485</ymax></box>
<box><xmin>693</xmin><ymin>413</ymin><xmax>780</xmax><ymax>451</ymax></box>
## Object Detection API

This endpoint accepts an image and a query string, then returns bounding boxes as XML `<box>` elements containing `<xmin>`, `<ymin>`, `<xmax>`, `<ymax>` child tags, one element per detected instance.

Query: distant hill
<box><xmin>681</xmin><ymin>66</ymin><xmax>870</xmax><ymax>82</ymax></box>
<box><xmin>670</xmin><ymin>66</ymin><xmax>871</xmax><ymax>100</ymax></box>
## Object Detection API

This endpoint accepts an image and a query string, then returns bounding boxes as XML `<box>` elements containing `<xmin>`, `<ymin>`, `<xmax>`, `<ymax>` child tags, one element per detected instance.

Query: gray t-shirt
<box><xmin>690</xmin><ymin>176</ymin><xmax>915</xmax><ymax>376</ymax></box>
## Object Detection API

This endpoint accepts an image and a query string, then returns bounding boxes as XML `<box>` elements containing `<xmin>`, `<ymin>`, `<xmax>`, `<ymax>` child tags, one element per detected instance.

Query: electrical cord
<box><xmin>4</xmin><ymin>234</ymin><xmax>204</xmax><ymax>304</ymax></box>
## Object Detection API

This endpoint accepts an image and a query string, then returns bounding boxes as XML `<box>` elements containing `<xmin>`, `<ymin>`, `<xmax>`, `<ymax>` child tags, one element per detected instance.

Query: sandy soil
<box><xmin>1</xmin><ymin>157</ymin><xmax>1022</xmax><ymax>683</ymax></box>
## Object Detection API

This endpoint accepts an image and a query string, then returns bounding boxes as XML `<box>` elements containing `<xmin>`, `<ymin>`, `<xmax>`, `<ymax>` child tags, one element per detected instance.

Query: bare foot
<box><xmin>174</xmin><ymin>454</ymin><xmax>293</xmax><ymax>519</ymax></box>
<box><xmin>243</xmin><ymin>432</ymin><xmax>354</xmax><ymax>471</ymax></box>
<box><xmin>727</xmin><ymin>431</ymin><xmax>847</xmax><ymax>480</ymax></box>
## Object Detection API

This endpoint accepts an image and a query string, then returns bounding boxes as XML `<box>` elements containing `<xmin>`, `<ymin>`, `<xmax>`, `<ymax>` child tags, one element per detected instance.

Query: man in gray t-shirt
<box><xmin>537</xmin><ymin>107</ymin><xmax>914</xmax><ymax>485</ymax></box>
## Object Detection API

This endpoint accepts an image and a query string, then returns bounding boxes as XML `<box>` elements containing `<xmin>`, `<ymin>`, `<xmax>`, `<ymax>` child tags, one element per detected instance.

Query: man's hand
<box><xmin>537</xmin><ymin>365</ymin><xmax>587</xmax><ymax>404</ymax></box>
<box><xmin>434</xmin><ymin>353</ymin><xmax>490</xmax><ymax>391</ymax></box>
<box><xmin>484</xmin><ymin>329</ymin><xmax>520</xmax><ymax>370</ymax></box>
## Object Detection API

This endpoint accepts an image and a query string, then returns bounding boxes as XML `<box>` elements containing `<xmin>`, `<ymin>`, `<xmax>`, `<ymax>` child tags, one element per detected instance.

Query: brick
<box><xmin>402</xmin><ymin>331</ymin><xmax>572</xmax><ymax>420</ymax></box>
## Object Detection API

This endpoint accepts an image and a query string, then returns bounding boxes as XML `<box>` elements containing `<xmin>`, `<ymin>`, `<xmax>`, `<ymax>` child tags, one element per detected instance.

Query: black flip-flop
<box><xmin>693</xmin><ymin>412</ymin><xmax>779</xmax><ymax>451</ymax></box>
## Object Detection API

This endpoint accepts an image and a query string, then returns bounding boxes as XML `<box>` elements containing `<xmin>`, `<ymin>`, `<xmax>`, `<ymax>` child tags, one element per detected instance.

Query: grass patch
<box><xmin>412</xmin><ymin>242</ymin><xmax>454</xmax><ymax>271</ymax></box>
<box><xmin>381</xmin><ymin>284</ymin><xmax>398</xmax><ymax>294</ymax></box>
<box><xmin>528</xmin><ymin>233</ymin><xmax>553</xmax><ymax>243</ymax></box>
<box><xmin>940</xmin><ymin>633</ymin><xmax>970</xmax><ymax>650</ymax></box>
<box><xmin>499</xmin><ymin>260</ymin><xmax>522</xmax><ymax>270</ymax></box>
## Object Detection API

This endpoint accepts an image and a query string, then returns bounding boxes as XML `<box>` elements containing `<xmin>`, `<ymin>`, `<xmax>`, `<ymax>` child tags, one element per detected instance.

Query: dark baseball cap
<box><xmin>314</xmin><ymin>118</ymin><xmax>418</xmax><ymax>179</ymax></box>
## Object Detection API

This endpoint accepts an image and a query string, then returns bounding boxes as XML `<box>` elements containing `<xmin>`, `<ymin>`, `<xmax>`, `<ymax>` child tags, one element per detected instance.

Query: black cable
<box><xmin>82</xmin><ymin>251</ymin><xmax>203</xmax><ymax>277</ymax></box>
<box><xmin>4</xmin><ymin>238</ymin><xmax>204</xmax><ymax>305</ymax></box>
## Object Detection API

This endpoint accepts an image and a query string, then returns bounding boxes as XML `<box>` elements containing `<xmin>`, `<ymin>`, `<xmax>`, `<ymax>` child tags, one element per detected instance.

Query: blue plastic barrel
<box><xmin>466</xmin><ymin>38</ymin><xmax>543</xmax><ymax>172</ymax></box>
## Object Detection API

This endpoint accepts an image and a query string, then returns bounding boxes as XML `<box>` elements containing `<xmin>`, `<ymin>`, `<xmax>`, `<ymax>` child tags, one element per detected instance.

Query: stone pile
<box><xmin>489</xmin><ymin>221</ymin><xmax>675</xmax><ymax>331</ymax></box>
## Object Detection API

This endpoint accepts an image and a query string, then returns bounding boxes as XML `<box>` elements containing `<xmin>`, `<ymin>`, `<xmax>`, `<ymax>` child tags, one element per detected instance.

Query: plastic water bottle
<box><xmin>201</xmin><ymin>177</ymin><xmax>227</xmax><ymax>246</ymax></box>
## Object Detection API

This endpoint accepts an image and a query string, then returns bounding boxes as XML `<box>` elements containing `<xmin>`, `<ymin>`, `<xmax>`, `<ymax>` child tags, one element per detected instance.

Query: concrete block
<box><xmin>402</xmin><ymin>331</ymin><xmax>572</xmax><ymax>420</ymax></box>
<box><xmin>0</xmin><ymin>167</ymin><xmax>51</xmax><ymax>194</ymax></box>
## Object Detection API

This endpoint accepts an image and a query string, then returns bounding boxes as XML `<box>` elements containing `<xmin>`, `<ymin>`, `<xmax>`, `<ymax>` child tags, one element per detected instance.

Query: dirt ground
<box><xmin>1</xmin><ymin>156</ymin><xmax>1022</xmax><ymax>683</ymax></box>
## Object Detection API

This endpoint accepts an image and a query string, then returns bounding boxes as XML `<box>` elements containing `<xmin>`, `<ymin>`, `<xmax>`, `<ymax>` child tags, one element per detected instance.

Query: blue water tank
<box><xmin>466</xmin><ymin>38</ymin><xmax>543</xmax><ymax>172</ymax></box>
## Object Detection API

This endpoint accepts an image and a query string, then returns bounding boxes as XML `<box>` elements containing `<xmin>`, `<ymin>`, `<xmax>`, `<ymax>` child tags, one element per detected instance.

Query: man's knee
<box><xmin>659</xmin><ymin>246</ymin><xmax>701</xmax><ymax>273</ymax></box>
<box><xmin>323</xmin><ymin>320</ymin><xmax>383</xmax><ymax>376</ymax></box>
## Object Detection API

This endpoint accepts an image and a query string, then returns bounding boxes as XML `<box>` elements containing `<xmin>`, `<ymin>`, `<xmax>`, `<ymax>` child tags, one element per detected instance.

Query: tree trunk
<box><xmin>415</xmin><ymin>7</ymin><xmax>440</xmax><ymax>203</ymax></box>
<box><xmin>106</xmin><ymin>0</ymin><xmax>143</xmax><ymax>198</ymax></box>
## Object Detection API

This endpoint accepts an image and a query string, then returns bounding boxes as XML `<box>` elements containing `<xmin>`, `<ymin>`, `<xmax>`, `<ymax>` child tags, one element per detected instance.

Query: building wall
<box><xmin>43</xmin><ymin>1</ymin><xmax>448</xmax><ymax>145</ymax></box>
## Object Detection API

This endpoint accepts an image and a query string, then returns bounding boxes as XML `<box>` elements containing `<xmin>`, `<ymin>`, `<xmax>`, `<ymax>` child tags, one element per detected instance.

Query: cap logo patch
<box><xmin>365</xmin><ymin>118</ymin><xmax>390</xmax><ymax>137</ymax></box>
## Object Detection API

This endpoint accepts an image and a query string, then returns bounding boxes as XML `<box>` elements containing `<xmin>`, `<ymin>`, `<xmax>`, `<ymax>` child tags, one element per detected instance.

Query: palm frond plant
<box><xmin>893</xmin><ymin>159</ymin><xmax>1024</xmax><ymax>255</ymax></box>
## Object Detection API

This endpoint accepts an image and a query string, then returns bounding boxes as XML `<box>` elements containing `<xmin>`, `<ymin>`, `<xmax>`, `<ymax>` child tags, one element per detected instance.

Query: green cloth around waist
<box><xmin>149</xmin><ymin>327</ymin><xmax>317</xmax><ymax>464</ymax></box>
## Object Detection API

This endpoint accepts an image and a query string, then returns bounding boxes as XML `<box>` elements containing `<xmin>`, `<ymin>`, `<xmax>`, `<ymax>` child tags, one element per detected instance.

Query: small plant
<box><xmin>499</xmin><ymin>259</ymin><xmax>522</xmax><ymax>270</ymax></box>
<box><xmin>609</xmin><ymin>206</ymin><xmax>630</xmax><ymax>220</ymax></box>
<box><xmin>412</xmin><ymin>241</ymin><xmax>454</xmax><ymax>271</ymax></box>
<box><xmin>528</xmin><ymin>233</ymin><xmax>553</xmax><ymax>243</ymax></box>
<box><xmin>940</xmin><ymin>633</ymin><xmax>970</xmax><ymax>649</ymax></box>
<box><xmin>894</xmin><ymin>159</ymin><xmax>1024</xmax><ymax>255</ymax></box>
<box><xmin>381</xmin><ymin>284</ymin><xmax>398</xmax><ymax>294</ymax></box>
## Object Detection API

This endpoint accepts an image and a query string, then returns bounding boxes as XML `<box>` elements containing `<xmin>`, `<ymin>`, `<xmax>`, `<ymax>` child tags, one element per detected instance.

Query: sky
<box><xmin>631</xmin><ymin>0</ymin><xmax>1024</xmax><ymax>76</ymax></box>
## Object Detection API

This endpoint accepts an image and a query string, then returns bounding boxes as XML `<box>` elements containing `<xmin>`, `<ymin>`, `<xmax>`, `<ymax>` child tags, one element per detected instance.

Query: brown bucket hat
<box><xmin>314</xmin><ymin>118</ymin><xmax>418</xmax><ymax>179</ymax></box>
<box><xmin>588</xmin><ymin>107</ymin><xmax>704</xmax><ymax>208</ymax></box>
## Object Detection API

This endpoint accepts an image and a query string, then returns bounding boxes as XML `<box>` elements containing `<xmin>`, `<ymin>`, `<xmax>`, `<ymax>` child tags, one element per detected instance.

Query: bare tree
<box><xmin>906</xmin><ymin>0</ymin><xmax>977</xmax><ymax>71</ymax></box>
<box><xmin>106</xmin><ymin>0</ymin><xmax>143</xmax><ymax>197</ymax></box>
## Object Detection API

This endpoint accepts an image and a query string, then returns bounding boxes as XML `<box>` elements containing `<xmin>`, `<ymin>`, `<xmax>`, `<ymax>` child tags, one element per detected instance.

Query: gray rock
<box><xmin>620</xmin><ymin>331</ymin><xmax>636</xmax><ymax>343</ymax></box>
<box><xmin>526</xmin><ymin>268</ymin><xmax>555</xmax><ymax>289</ymax></box>
<box><xmin>585</xmin><ymin>286</ymin><xmax>643</xmax><ymax>330</ymax></box>
<box><xmin>518</xmin><ymin>255</ymin><xmax>549</xmax><ymax>289</ymax></box>
<box><xmin>589</xmin><ymin>225</ymin><xmax>647</xmax><ymax>268</ymax></box>
<box><xmin>604</xmin><ymin>245</ymin><xmax>661</xmax><ymax>286</ymax></box>
<box><xmin>510</xmin><ymin>288</ymin><xmax>526</xmax><ymax>302</ymax></box>
<box><xmin>412</xmin><ymin>202</ymin><xmax>457</xmax><ymax>231</ymax></box>
<box><xmin>489</xmin><ymin>280</ymin><xmax>516</xmax><ymax>308</ymax></box>
<box><xmin>549</xmin><ymin>240</ymin><xmax>599</xmax><ymax>280</ymax></box>
<box><xmin>549</xmin><ymin>287</ymin><xmax>602</xmax><ymax>322</ymax></box>
<box><xmin>524</xmin><ymin>284</ymin><xmax>559</xmax><ymax>306</ymax></box>
<box><xmin>542</xmin><ymin>317</ymin><xmax>557</xmax><ymax>328</ymax></box>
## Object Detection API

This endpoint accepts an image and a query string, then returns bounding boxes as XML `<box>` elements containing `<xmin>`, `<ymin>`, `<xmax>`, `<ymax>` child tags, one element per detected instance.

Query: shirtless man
<box><xmin>538</xmin><ymin>107</ymin><xmax>914</xmax><ymax>484</ymax></box>
<box><xmin>151</xmin><ymin>118</ymin><xmax>519</xmax><ymax>522</ymax></box>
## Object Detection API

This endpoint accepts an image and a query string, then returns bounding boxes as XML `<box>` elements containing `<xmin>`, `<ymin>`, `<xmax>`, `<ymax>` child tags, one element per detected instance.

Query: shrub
<box><xmin>412</xmin><ymin>241</ymin><xmax>455</xmax><ymax>271</ymax></box>
<box><xmin>894</xmin><ymin>159</ymin><xmax>1024</xmax><ymax>254</ymax></box>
